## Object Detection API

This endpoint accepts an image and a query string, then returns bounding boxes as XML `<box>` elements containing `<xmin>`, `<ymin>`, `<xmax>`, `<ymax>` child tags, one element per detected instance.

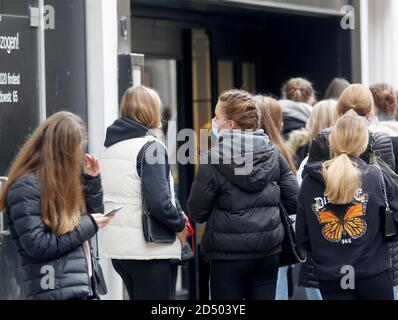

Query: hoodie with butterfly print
<box><xmin>296</xmin><ymin>157</ymin><xmax>398</xmax><ymax>282</ymax></box>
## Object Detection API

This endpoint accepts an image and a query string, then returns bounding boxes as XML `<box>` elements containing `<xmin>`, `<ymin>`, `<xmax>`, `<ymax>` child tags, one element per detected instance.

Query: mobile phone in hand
<box><xmin>104</xmin><ymin>206</ymin><xmax>124</xmax><ymax>216</ymax></box>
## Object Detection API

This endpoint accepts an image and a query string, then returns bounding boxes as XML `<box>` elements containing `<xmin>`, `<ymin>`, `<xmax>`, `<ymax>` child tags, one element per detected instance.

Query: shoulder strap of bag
<box><xmin>139</xmin><ymin>140</ymin><xmax>173</xmax><ymax>211</ymax></box>
<box><xmin>375</xmin><ymin>164</ymin><xmax>392</xmax><ymax>214</ymax></box>
<box><xmin>278</xmin><ymin>201</ymin><xmax>307</xmax><ymax>263</ymax></box>
<box><xmin>370</xmin><ymin>134</ymin><xmax>391</xmax><ymax>213</ymax></box>
<box><xmin>95</xmin><ymin>233</ymin><xmax>100</xmax><ymax>258</ymax></box>
<box><xmin>139</xmin><ymin>140</ymin><xmax>152</xmax><ymax>178</ymax></box>
<box><xmin>369</xmin><ymin>131</ymin><xmax>377</xmax><ymax>160</ymax></box>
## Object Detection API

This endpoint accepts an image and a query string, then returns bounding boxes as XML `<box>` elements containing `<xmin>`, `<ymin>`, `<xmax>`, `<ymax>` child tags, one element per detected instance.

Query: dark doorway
<box><xmin>130</xmin><ymin>0</ymin><xmax>353</xmax><ymax>300</ymax></box>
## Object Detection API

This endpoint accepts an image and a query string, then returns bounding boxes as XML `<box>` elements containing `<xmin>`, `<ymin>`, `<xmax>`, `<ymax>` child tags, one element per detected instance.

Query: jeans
<box><xmin>305</xmin><ymin>287</ymin><xmax>323</xmax><ymax>300</ymax></box>
<box><xmin>275</xmin><ymin>266</ymin><xmax>289</xmax><ymax>300</ymax></box>
<box><xmin>394</xmin><ymin>285</ymin><xmax>398</xmax><ymax>300</ymax></box>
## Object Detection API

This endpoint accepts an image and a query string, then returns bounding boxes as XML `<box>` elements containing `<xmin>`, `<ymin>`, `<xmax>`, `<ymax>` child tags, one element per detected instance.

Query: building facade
<box><xmin>0</xmin><ymin>0</ymin><xmax>396</xmax><ymax>300</ymax></box>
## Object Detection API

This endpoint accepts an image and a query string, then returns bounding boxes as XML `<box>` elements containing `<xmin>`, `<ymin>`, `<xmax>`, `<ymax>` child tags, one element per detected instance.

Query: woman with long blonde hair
<box><xmin>296</xmin><ymin>111</ymin><xmax>398</xmax><ymax>300</ymax></box>
<box><xmin>0</xmin><ymin>112</ymin><xmax>113</xmax><ymax>300</ymax></box>
<box><xmin>308</xmin><ymin>84</ymin><xmax>395</xmax><ymax>170</ymax></box>
<box><xmin>285</xmin><ymin>99</ymin><xmax>337</xmax><ymax>301</ymax></box>
<box><xmin>294</xmin><ymin>99</ymin><xmax>337</xmax><ymax>184</ymax></box>
<box><xmin>305</xmin><ymin>84</ymin><xmax>398</xmax><ymax>299</ymax></box>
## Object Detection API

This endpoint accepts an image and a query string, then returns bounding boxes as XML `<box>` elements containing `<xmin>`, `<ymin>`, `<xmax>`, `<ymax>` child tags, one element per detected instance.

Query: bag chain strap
<box><xmin>369</xmin><ymin>132</ymin><xmax>392</xmax><ymax>214</ymax></box>
<box><xmin>139</xmin><ymin>140</ymin><xmax>174</xmax><ymax>214</ymax></box>
<box><xmin>376</xmin><ymin>164</ymin><xmax>392</xmax><ymax>214</ymax></box>
<box><xmin>280</xmin><ymin>203</ymin><xmax>307</xmax><ymax>263</ymax></box>
<box><xmin>140</xmin><ymin>141</ymin><xmax>151</xmax><ymax>214</ymax></box>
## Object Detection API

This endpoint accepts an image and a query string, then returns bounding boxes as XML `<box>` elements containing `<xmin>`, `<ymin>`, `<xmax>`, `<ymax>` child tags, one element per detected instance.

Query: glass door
<box><xmin>143</xmin><ymin>58</ymin><xmax>191</xmax><ymax>299</ymax></box>
<box><xmin>217</xmin><ymin>59</ymin><xmax>256</xmax><ymax>95</ymax></box>
<box><xmin>144</xmin><ymin>58</ymin><xmax>179</xmax><ymax>191</ymax></box>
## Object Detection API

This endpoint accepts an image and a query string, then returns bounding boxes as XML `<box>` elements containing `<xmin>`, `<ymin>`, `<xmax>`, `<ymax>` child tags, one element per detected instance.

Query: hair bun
<box><xmin>282</xmin><ymin>77</ymin><xmax>315</xmax><ymax>104</ymax></box>
<box><xmin>370</xmin><ymin>83</ymin><xmax>397</xmax><ymax>116</ymax></box>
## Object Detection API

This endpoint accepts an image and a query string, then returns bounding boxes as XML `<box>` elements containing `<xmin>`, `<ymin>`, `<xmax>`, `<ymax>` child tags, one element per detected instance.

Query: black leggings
<box><xmin>112</xmin><ymin>259</ymin><xmax>173</xmax><ymax>300</ymax></box>
<box><xmin>319</xmin><ymin>270</ymin><xmax>394</xmax><ymax>300</ymax></box>
<box><xmin>210</xmin><ymin>254</ymin><xmax>279</xmax><ymax>300</ymax></box>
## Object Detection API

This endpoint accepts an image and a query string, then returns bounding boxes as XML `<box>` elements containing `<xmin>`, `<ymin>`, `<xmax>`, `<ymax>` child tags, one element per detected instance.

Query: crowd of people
<box><xmin>1</xmin><ymin>76</ymin><xmax>398</xmax><ymax>300</ymax></box>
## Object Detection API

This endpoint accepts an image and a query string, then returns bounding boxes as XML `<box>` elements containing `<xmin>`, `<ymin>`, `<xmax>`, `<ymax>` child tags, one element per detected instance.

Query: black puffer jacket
<box><xmin>187</xmin><ymin>130</ymin><xmax>299</xmax><ymax>260</ymax></box>
<box><xmin>5</xmin><ymin>174</ymin><xmax>104</xmax><ymax>300</ymax></box>
<box><xmin>301</xmin><ymin>128</ymin><xmax>398</xmax><ymax>288</ymax></box>
<box><xmin>308</xmin><ymin>128</ymin><xmax>395</xmax><ymax>171</ymax></box>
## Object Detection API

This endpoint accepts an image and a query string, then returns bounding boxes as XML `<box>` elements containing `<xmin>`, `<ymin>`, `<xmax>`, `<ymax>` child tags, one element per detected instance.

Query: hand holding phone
<box><xmin>91</xmin><ymin>213</ymin><xmax>115</xmax><ymax>229</ymax></box>
<box><xmin>104</xmin><ymin>206</ymin><xmax>124</xmax><ymax>216</ymax></box>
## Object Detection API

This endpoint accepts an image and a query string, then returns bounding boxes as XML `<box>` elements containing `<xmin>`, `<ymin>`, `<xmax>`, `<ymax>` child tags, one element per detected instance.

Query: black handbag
<box><xmin>140</xmin><ymin>141</ymin><xmax>176</xmax><ymax>243</ymax></box>
<box><xmin>279</xmin><ymin>202</ymin><xmax>307</xmax><ymax>267</ymax></box>
<box><xmin>90</xmin><ymin>235</ymin><xmax>107</xmax><ymax>297</ymax></box>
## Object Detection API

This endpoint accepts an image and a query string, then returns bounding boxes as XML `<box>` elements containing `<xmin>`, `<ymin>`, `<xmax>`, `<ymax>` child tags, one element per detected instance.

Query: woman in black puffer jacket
<box><xmin>308</xmin><ymin>84</ymin><xmax>395</xmax><ymax>169</ymax></box>
<box><xmin>303</xmin><ymin>84</ymin><xmax>398</xmax><ymax>295</ymax></box>
<box><xmin>0</xmin><ymin>112</ymin><xmax>114</xmax><ymax>300</ymax></box>
<box><xmin>188</xmin><ymin>90</ymin><xmax>299</xmax><ymax>300</ymax></box>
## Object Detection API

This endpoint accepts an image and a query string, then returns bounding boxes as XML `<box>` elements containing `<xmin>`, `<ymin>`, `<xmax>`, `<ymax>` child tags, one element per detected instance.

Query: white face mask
<box><xmin>212</xmin><ymin>119</ymin><xmax>229</xmax><ymax>137</ymax></box>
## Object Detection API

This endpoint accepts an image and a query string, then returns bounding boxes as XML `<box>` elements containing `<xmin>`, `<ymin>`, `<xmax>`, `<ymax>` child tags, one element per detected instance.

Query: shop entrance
<box><xmin>131</xmin><ymin>0</ymin><xmax>352</xmax><ymax>300</ymax></box>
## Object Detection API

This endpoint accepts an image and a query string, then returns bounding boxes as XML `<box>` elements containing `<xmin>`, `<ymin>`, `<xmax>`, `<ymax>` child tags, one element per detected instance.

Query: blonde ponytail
<box><xmin>321</xmin><ymin>113</ymin><xmax>369</xmax><ymax>204</ymax></box>
<box><xmin>322</xmin><ymin>154</ymin><xmax>361</xmax><ymax>204</ymax></box>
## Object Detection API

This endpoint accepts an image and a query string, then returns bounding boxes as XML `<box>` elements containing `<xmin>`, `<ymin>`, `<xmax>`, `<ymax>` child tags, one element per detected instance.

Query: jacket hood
<box><xmin>210</xmin><ymin>130</ymin><xmax>279</xmax><ymax>193</ymax></box>
<box><xmin>287</xmin><ymin>128</ymin><xmax>311</xmax><ymax>154</ymax></box>
<box><xmin>302</xmin><ymin>157</ymin><xmax>368</xmax><ymax>184</ymax></box>
<box><xmin>279</xmin><ymin>99</ymin><xmax>312</xmax><ymax>124</ymax></box>
<box><xmin>302</xmin><ymin>161</ymin><xmax>324</xmax><ymax>184</ymax></box>
<box><xmin>104</xmin><ymin>117</ymin><xmax>151</xmax><ymax>147</ymax></box>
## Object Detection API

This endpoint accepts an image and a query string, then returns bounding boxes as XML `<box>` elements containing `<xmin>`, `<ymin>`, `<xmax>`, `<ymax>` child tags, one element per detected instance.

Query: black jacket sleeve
<box><xmin>187</xmin><ymin>164</ymin><xmax>218</xmax><ymax>224</ymax></box>
<box><xmin>373</xmin><ymin>131</ymin><xmax>396</xmax><ymax>171</ymax></box>
<box><xmin>391</xmin><ymin>136</ymin><xmax>398</xmax><ymax>173</ymax></box>
<box><xmin>295</xmin><ymin>184</ymin><xmax>311</xmax><ymax>252</ymax></box>
<box><xmin>382</xmin><ymin>170</ymin><xmax>398</xmax><ymax>224</ymax></box>
<box><xmin>7</xmin><ymin>176</ymin><xmax>97</xmax><ymax>262</ymax></box>
<box><xmin>83</xmin><ymin>174</ymin><xmax>104</xmax><ymax>214</ymax></box>
<box><xmin>278</xmin><ymin>154</ymin><xmax>299</xmax><ymax>215</ymax></box>
<box><xmin>137</xmin><ymin>141</ymin><xmax>185</xmax><ymax>233</ymax></box>
<box><xmin>307</xmin><ymin>130</ymin><xmax>331</xmax><ymax>164</ymax></box>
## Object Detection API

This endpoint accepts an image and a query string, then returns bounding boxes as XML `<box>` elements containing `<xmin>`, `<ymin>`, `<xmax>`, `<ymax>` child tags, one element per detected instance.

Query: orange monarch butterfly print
<box><xmin>314</xmin><ymin>201</ymin><xmax>368</xmax><ymax>243</ymax></box>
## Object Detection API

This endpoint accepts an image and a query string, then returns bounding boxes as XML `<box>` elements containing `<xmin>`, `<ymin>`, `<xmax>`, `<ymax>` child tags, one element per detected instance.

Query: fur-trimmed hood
<box><xmin>286</xmin><ymin>128</ymin><xmax>311</xmax><ymax>155</ymax></box>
